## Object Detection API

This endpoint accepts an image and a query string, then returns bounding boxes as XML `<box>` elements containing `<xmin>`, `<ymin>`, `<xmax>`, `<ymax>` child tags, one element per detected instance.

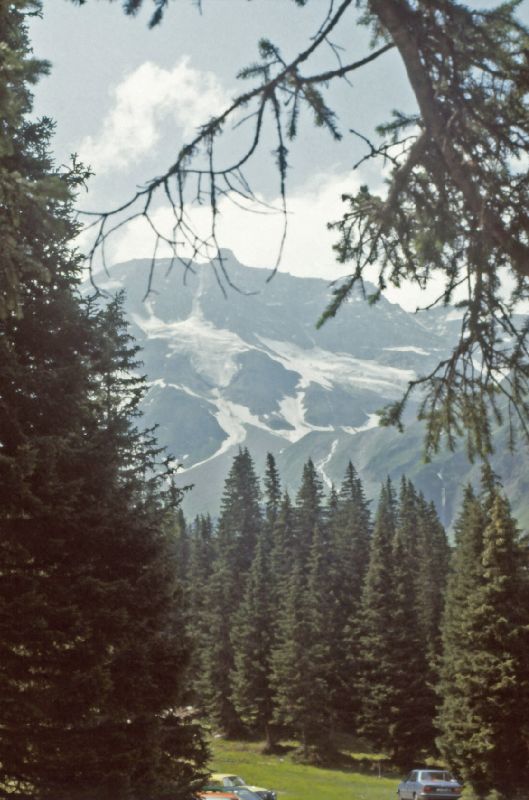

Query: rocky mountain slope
<box><xmin>98</xmin><ymin>253</ymin><xmax>529</xmax><ymax>530</ymax></box>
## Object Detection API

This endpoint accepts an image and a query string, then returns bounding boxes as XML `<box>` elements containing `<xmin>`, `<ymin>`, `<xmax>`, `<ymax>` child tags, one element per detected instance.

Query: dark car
<box><xmin>210</xmin><ymin>774</ymin><xmax>277</xmax><ymax>800</ymax></box>
<box><xmin>230</xmin><ymin>788</ymin><xmax>265</xmax><ymax>800</ymax></box>
<box><xmin>397</xmin><ymin>769</ymin><xmax>463</xmax><ymax>799</ymax></box>
<box><xmin>203</xmin><ymin>786</ymin><xmax>262</xmax><ymax>800</ymax></box>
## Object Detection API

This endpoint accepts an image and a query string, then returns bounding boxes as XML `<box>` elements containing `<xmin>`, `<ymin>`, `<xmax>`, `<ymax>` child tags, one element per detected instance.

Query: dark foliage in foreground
<box><xmin>0</xmin><ymin>4</ymin><xmax>208</xmax><ymax>797</ymax></box>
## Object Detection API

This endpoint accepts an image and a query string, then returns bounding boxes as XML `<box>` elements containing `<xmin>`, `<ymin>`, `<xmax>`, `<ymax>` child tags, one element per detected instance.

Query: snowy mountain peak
<box><xmin>103</xmin><ymin>255</ymin><xmax>529</xmax><ymax>530</ymax></box>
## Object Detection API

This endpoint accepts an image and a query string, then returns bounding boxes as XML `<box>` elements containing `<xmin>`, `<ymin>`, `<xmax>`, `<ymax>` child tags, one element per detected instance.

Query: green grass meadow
<box><xmin>210</xmin><ymin>739</ymin><xmax>399</xmax><ymax>800</ymax></box>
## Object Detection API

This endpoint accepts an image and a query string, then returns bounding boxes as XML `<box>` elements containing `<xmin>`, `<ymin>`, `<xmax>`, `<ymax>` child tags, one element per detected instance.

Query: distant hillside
<box><xmin>96</xmin><ymin>253</ymin><xmax>529</xmax><ymax>530</ymax></box>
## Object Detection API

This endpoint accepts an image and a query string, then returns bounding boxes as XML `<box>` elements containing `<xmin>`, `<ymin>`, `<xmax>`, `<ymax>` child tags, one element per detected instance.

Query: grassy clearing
<box><xmin>210</xmin><ymin>738</ymin><xmax>399</xmax><ymax>800</ymax></box>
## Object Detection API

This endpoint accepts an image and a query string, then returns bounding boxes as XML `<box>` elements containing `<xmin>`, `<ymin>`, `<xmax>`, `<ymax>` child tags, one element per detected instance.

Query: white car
<box><xmin>398</xmin><ymin>769</ymin><xmax>463</xmax><ymax>800</ymax></box>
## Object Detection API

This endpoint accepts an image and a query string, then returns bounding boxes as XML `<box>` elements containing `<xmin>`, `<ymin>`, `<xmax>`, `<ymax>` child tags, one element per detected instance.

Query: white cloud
<box><xmin>107</xmin><ymin>170</ymin><xmax>363</xmax><ymax>273</ymax></box>
<box><xmin>97</xmin><ymin>168</ymin><xmax>447</xmax><ymax>312</ymax></box>
<box><xmin>78</xmin><ymin>57</ymin><xmax>231</xmax><ymax>173</ymax></box>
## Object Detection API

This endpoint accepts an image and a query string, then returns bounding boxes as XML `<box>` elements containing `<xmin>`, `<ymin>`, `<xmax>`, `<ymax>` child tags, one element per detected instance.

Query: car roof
<box><xmin>210</xmin><ymin>776</ymin><xmax>267</xmax><ymax>791</ymax></box>
<box><xmin>212</xmin><ymin>775</ymin><xmax>240</xmax><ymax>779</ymax></box>
<box><xmin>419</xmin><ymin>769</ymin><xmax>450</xmax><ymax>774</ymax></box>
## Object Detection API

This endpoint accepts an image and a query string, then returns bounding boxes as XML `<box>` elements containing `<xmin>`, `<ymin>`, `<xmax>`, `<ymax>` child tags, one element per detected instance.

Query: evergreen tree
<box><xmin>438</xmin><ymin>482</ymin><xmax>487</xmax><ymax>662</ymax></box>
<box><xmin>331</xmin><ymin>463</ymin><xmax>371</xmax><ymax>729</ymax></box>
<box><xmin>0</xmin><ymin>0</ymin><xmax>79</xmax><ymax>320</ymax></box>
<box><xmin>269</xmin><ymin>457</ymin><xmax>327</xmax><ymax>752</ymax></box>
<box><xmin>272</xmin><ymin>515</ymin><xmax>336</xmax><ymax>758</ymax></box>
<box><xmin>193</xmin><ymin>549</ymin><xmax>243</xmax><ymax>735</ymax></box>
<box><xmin>415</xmin><ymin>494</ymin><xmax>450</xmax><ymax>657</ymax></box>
<box><xmin>230</xmin><ymin>531</ymin><xmax>275</xmax><ymax>749</ymax></box>
<box><xmin>357</xmin><ymin>480</ymin><xmax>400</xmax><ymax>755</ymax></box>
<box><xmin>270</xmin><ymin>492</ymin><xmax>295</xmax><ymax>579</ymax></box>
<box><xmin>269</xmin><ymin>491</ymin><xmax>296</xmax><ymax>613</ymax></box>
<box><xmin>170</xmin><ymin>507</ymin><xmax>191</xmax><ymax>589</ymax></box>
<box><xmin>0</xmin><ymin>295</ymin><xmax>208</xmax><ymax>798</ymax></box>
<box><xmin>437</xmin><ymin>482</ymin><xmax>529</xmax><ymax>798</ymax></box>
<box><xmin>186</xmin><ymin>514</ymin><xmax>215</xmax><ymax>702</ymax></box>
<box><xmin>217</xmin><ymin>447</ymin><xmax>262</xmax><ymax>574</ymax></box>
<box><xmin>302</xmin><ymin>520</ymin><xmax>337</xmax><ymax>751</ymax></box>
<box><xmin>388</xmin><ymin>478</ymin><xmax>436</xmax><ymax>766</ymax></box>
<box><xmin>195</xmin><ymin>449</ymin><xmax>262</xmax><ymax>734</ymax></box>
<box><xmin>270</xmin><ymin>458</ymin><xmax>335</xmax><ymax>756</ymax></box>
<box><xmin>263</xmin><ymin>452</ymin><xmax>281</xmax><ymax>529</ymax></box>
<box><xmin>0</xmin><ymin>7</ymin><xmax>207</xmax><ymax>796</ymax></box>
<box><xmin>188</xmin><ymin>514</ymin><xmax>215</xmax><ymax>611</ymax></box>
<box><xmin>270</xmin><ymin>558</ymin><xmax>331</xmax><ymax>758</ymax></box>
<box><xmin>270</xmin><ymin>564</ymin><xmax>309</xmax><ymax>746</ymax></box>
<box><xmin>334</xmin><ymin>463</ymin><xmax>371</xmax><ymax>604</ymax></box>
<box><xmin>327</xmin><ymin>483</ymin><xmax>339</xmax><ymax>524</ymax></box>
<box><xmin>293</xmin><ymin>459</ymin><xmax>325</xmax><ymax>568</ymax></box>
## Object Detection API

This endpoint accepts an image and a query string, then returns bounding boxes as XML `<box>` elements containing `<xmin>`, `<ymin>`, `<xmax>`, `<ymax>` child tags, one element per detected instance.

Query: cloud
<box><xmin>78</xmin><ymin>57</ymin><xmax>231</xmax><ymax>173</ymax></box>
<box><xmin>94</xmin><ymin>168</ymin><xmax>445</xmax><ymax>311</ymax></box>
<box><xmin>104</xmin><ymin>170</ymin><xmax>359</xmax><ymax>273</ymax></box>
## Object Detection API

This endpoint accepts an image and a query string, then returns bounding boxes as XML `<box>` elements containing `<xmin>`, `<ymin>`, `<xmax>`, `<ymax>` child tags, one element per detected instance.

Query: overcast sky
<box><xmin>30</xmin><ymin>0</ymin><xmax>528</xmax><ymax>309</ymax></box>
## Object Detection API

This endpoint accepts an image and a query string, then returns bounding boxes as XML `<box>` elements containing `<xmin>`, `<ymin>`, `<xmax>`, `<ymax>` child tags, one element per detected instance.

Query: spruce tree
<box><xmin>293</xmin><ymin>459</ymin><xmax>325</xmax><ymax>568</ymax></box>
<box><xmin>334</xmin><ymin>463</ymin><xmax>371</xmax><ymax>608</ymax></box>
<box><xmin>269</xmin><ymin>492</ymin><xmax>295</xmax><ymax>582</ymax></box>
<box><xmin>230</xmin><ymin>531</ymin><xmax>275</xmax><ymax>749</ymax></box>
<box><xmin>302</xmin><ymin>521</ymin><xmax>337</xmax><ymax>753</ymax></box>
<box><xmin>270</xmin><ymin>556</ymin><xmax>333</xmax><ymax>759</ymax></box>
<box><xmin>193</xmin><ymin>549</ymin><xmax>243</xmax><ymax>735</ymax></box>
<box><xmin>0</xmin><ymin>0</ymin><xmax>75</xmax><ymax>320</ymax></box>
<box><xmin>263</xmin><ymin>452</ymin><xmax>281</xmax><ymax>529</ymax></box>
<box><xmin>187</xmin><ymin>514</ymin><xmax>215</xmax><ymax>619</ymax></box>
<box><xmin>270</xmin><ymin>564</ymin><xmax>310</xmax><ymax>747</ymax></box>
<box><xmin>331</xmin><ymin>463</ymin><xmax>371</xmax><ymax>730</ymax></box>
<box><xmin>270</xmin><ymin>458</ymin><xmax>335</xmax><ymax>756</ymax></box>
<box><xmin>0</xmin><ymin>6</ymin><xmax>207</xmax><ymax>796</ymax></box>
<box><xmin>388</xmin><ymin>478</ymin><xmax>436</xmax><ymax>766</ymax></box>
<box><xmin>195</xmin><ymin>449</ymin><xmax>262</xmax><ymax>734</ymax></box>
<box><xmin>327</xmin><ymin>483</ymin><xmax>339</xmax><ymax>523</ymax></box>
<box><xmin>171</xmin><ymin>508</ymin><xmax>191</xmax><ymax>589</ymax></box>
<box><xmin>266</xmin><ymin>461</ymin><xmax>328</xmax><ymax>754</ymax></box>
<box><xmin>186</xmin><ymin>514</ymin><xmax>215</xmax><ymax>703</ymax></box>
<box><xmin>217</xmin><ymin>447</ymin><xmax>262</xmax><ymax>574</ymax></box>
<box><xmin>415</xmin><ymin>494</ymin><xmax>450</xmax><ymax>657</ymax></box>
<box><xmin>357</xmin><ymin>480</ymin><xmax>400</xmax><ymax>755</ymax></box>
<box><xmin>269</xmin><ymin>491</ymin><xmax>296</xmax><ymax>613</ymax></box>
<box><xmin>0</xmin><ymin>291</ymin><xmax>209</xmax><ymax>798</ymax></box>
<box><xmin>437</xmin><ymin>482</ymin><xmax>529</xmax><ymax>798</ymax></box>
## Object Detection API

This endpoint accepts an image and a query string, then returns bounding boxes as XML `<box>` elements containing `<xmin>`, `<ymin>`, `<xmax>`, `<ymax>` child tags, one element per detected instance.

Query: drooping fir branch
<box><xmin>78</xmin><ymin>0</ymin><xmax>392</xmax><ymax>291</ymax></box>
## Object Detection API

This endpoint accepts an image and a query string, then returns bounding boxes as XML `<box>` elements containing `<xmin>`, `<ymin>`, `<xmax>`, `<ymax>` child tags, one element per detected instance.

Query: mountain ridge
<box><xmin>97</xmin><ymin>253</ymin><xmax>529</xmax><ymax>530</ymax></box>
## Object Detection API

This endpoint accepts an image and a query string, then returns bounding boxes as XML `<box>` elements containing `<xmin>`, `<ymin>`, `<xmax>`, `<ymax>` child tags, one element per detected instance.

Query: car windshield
<box><xmin>421</xmin><ymin>772</ymin><xmax>454</xmax><ymax>782</ymax></box>
<box><xmin>230</xmin><ymin>778</ymin><xmax>246</xmax><ymax>787</ymax></box>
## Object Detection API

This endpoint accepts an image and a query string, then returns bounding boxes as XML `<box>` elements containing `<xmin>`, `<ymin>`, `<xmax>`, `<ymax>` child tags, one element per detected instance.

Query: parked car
<box><xmin>204</xmin><ymin>787</ymin><xmax>263</xmax><ymax>800</ymax></box>
<box><xmin>397</xmin><ymin>769</ymin><xmax>463</xmax><ymax>800</ymax></box>
<box><xmin>211</xmin><ymin>773</ymin><xmax>277</xmax><ymax>800</ymax></box>
<box><xmin>227</xmin><ymin>787</ymin><xmax>264</xmax><ymax>800</ymax></box>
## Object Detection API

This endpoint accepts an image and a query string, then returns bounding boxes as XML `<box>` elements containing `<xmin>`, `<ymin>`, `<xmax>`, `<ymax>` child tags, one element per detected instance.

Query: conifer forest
<box><xmin>172</xmin><ymin>449</ymin><xmax>529</xmax><ymax>797</ymax></box>
<box><xmin>2</xmin><ymin>1</ymin><xmax>529</xmax><ymax>800</ymax></box>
